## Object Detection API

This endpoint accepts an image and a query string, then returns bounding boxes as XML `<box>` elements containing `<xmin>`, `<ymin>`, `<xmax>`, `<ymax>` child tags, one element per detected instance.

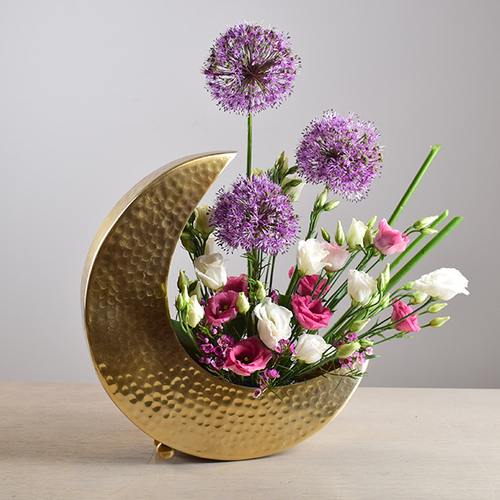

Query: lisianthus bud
<box><xmin>363</xmin><ymin>228</ymin><xmax>374</xmax><ymax>248</ymax></box>
<box><xmin>193</xmin><ymin>205</ymin><xmax>213</xmax><ymax>236</ymax></box>
<box><xmin>349</xmin><ymin>319</ymin><xmax>370</xmax><ymax>333</ymax></box>
<box><xmin>336</xmin><ymin>341</ymin><xmax>360</xmax><ymax>359</ymax></box>
<box><xmin>294</xmin><ymin>333</ymin><xmax>329</xmax><ymax>363</ymax></box>
<box><xmin>177</xmin><ymin>270</ymin><xmax>190</xmax><ymax>291</ymax></box>
<box><xmin>315</xmin><ymin>187</ymin><xmax>329</xmax><ymax>209</ymax></box>
<box><xmin>380</xmin><ymin>292</ymin><xmax>392</xmax><ymax>309</ymax></box>
<box><xmin>176</xmin><ymin>286</ymin><xmax>190</xmax><ymax>312</ymax></box>
<box><xmin>323</xmin><ymin>200</ymin><xmax>340</xmax><ymax>211</ymax></box>
<box><xmin>402</xmin><ymin>281</ymin><xmax>415</xmax><ymax>291</ymax></box>
<box><xmin>367</xmin><ymin>215</ymin><xmax>377</xmax><ymax>229</ymax></box>
<box><xmin>321</xmin><ymin>227</ymin><xmax>331</xmax><ymax>243</ymax></box>
<box><xmin>413</xmin><ymin>215</ymin><xmax>438</xmax><ymax>230</ymax></box>
<box><xmin>276</xmin><ymin>151</ymin><xmax>288</xmax><ymax>176</ymax></box>
<box><xmin>348</xmin><ymin>270</ymin><xmax>377</xmax><ymax>305</ymax></box>
<box><xmin>409</xmin><ymin>291</ymin><xmax>428</xmax><ymax>304</ymax></box>
<box><xmin>430</xmin><ymin>316</ymin><xmax>450</xmax><ymax>328</ymax></box>
<box><xmin>255</xmin><ymin>281</ymin><xmax>266</xmax><ymax>300</ymax></box>
<box><xmin>237</xmin><ymin>292</ymin><xmax>250</xmax><ymax>314</ymax></box>
<box><xmin>187</xmin><ymin>295</ymin><xmax>204</xmax><ymax>328</ymax></box>
<box><xmin>421</xmin><ymin>227</ymin><xmax>438</xmax><ymax>235</ymax></box>
<box><xmin>335</xmin><ymin>221</ymin><xmax>345</xmax><ymax>246</ymax></box>
<box><xmin>189</xmin><ymin>280</ymin><xmax>201</xmax><ymax>299</ymax></box>
<box><xmin>377</xmin><ymin>264</ymin><xmax>391</xmax><ymax>292</ymax></box>
<box><xmin>194</xmin><ymin>253</ymin><xmax>227</xmax><ymax>290</ymax></box>
<box><xmin>428</xmin><ymin>302</ymin><xmax>448</xmax><ymax>313</ymax></box>
<box><xmin>346</xmin><ymin>219</ymin><xmax>368</xmax><ymax>249</ymax></box>
<box><xmin>282</xmin><ymin>176</ymin><xmax>305</xmax><ymax>202</ymax></box>
<box><xmin>181</xmin><ymin>232</ymin><xmax>197</xmax><ymax>254</ymax></box>
<box><xmin>359</xmin><ymin>338</ymin><xmax>374</xmax><ymax>347</ymax></box>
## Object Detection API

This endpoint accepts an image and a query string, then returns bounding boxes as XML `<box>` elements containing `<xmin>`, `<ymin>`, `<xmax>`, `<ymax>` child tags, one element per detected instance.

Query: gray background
<box><xmin>1</xmin><ymin>0</ymin><xmax>498</xmax><ymax>388</ymax></box>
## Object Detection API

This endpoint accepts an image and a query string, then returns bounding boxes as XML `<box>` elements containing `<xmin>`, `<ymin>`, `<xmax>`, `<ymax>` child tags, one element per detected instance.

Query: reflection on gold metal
<box><xmin>154</xmin><ymin>440</ymin><xmax>176</xmax><ymax>459</ymax></box>
<box><xmin>82</xmin><ymin>151</ymin><xmax>365</xmax><ymax>461</ymax></box>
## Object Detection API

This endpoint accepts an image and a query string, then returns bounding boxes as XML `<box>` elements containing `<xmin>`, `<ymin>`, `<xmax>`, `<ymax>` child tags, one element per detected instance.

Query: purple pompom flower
<box><xmin>211</xmin><ymin>175</ymin><xmax>299</xmax><ymax>255</ymax></box>
<box><xmin>296</xmin><ymin>111</ymin><xmax>383</xmax><ymax>201</ymax></box>
<box><xmin>203</xmin><ymin>23</ymin><xmax>300</xmax><ymax>115</ymax></box>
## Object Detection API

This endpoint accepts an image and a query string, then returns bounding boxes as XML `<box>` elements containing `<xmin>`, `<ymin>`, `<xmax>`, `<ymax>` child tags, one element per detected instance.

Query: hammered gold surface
<box><xmin>82</xmin><ymin>151</ymin><xmax>364</xmax><ymax>461</ymax></box>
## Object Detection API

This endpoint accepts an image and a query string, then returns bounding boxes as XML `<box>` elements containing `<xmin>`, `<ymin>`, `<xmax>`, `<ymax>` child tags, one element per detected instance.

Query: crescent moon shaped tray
<box><xmin>82</xmin><ymin>151</ymin><xmax>364</xmax><ymax>461</ymax></box>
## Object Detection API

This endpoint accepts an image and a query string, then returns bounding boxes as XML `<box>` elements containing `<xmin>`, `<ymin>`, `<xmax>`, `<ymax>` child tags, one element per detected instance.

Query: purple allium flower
<box><xmin>296</xmin><ymin>111</ymin><xmax>383</xmax><ymax>202</ymax></box>
<box><xmin>203</xmin><ymin>23</ymin><xmax>300</xmax><ymax>114</ymax></box>
<box><xmin>211</xmin><ymin>175</ymin><xmax>299</xmax><ymax>255</ymax></box>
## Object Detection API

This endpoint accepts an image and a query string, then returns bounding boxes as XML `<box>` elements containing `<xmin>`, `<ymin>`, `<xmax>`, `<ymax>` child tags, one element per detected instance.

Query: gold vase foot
<box><xmin>154</xmin><ymin>440</ymin><xmax>176</xmax><ymax>459</ymax></box>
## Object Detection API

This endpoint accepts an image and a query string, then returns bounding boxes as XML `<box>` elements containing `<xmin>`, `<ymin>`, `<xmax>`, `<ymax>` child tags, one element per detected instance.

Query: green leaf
<box><xmin>171</xmin><ymin>319</ymin><xmax>199</xmax><ymax>360</ymax></box>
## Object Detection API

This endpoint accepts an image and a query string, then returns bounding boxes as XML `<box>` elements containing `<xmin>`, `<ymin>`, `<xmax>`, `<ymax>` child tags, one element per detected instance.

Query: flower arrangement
<box><xmin>171</xmin><ymin>23</ymin><xmax>469</xmax><ymax>398</ymax></box>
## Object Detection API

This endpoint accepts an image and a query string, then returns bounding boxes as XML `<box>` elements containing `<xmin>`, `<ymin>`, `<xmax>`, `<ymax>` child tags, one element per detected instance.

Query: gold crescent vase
<box><xmin>82</xmin><ymin>152</ymin><xmax>365</xmax><ymax>461</ymax></box>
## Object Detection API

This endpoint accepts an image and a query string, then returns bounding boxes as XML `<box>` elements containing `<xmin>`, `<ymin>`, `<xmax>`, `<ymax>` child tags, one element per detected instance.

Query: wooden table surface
<box><xmin>1</xmin><ymin>382</ymin><xmax>499</xmax><ymax>500</ymax></box>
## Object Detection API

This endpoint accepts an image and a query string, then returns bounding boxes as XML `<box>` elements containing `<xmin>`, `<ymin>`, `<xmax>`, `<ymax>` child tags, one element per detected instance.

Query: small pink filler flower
<box><xmin>223</xmin><ymin>336</ymin><xmax>272</xmax><ymax>376</ymax></box>
<box><xmin>373</xmin><ymin>218</ymin><xmax>409</xmax><ymax>255</ymax></box>
<box><xmin>391</xmin><ymin>300</ymin><xmax>420</xmax><ymax>332</ymax></box>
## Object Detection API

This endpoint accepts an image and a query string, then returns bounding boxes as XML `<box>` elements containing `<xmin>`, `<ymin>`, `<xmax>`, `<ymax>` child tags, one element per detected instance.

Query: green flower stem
<box><xmin>390</xmin><ymin>209</ymin><xmax>449</xmax><ymax>270</ymax></box>
<box><xmin>246</xmin><ymin>113</ymin><xmax>253</xmax><ymax>178</ymax></box>
<box><xmin>246</xmin><ymin>113</ymin><xmax>253</xmax><ymax>281</ymax></box>
<box><xmin>325</xmin><ymin>250</ymin><xmax>373</xmax><ymax>309</ymax></box>
<box><xmin>387</xmin><ymin>145</ymin><xmax>441</xmax><ymax>226</ymax></box>
<box><xmin>386</xmin><ymin>216</ymin><xmax>463</xmax><ymax>291</ymax></box>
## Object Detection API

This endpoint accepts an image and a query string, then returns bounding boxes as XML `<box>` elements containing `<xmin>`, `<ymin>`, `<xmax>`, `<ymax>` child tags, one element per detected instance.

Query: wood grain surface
<box><xmin>1</xmin><ymin>382</ymin><xmax>498</xmax><ymax>500</ymax></box>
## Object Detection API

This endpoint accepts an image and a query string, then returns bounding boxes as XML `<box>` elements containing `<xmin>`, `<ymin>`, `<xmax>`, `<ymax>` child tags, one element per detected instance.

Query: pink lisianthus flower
<box><xmin>373</xmin><ymin>218</ymin><xmax>409</xmax><ymax>255</ymax></box>
<box><xmin>391</xmin><ymin>300</ymin><xmax>420</xmax><ymax>332</ymax></box>
<box><xmin>291</xmin><ymin>294</ymin><xmax>333</xmax><ymax>330</ymax></box>
<box><xmin>204</xmin><ymin>291</ymin><xmax>239</xmax><ymax>327</ymax></box>
<box><xmin>223</xmin><ymin>336</ymin><xmax>272</xmax><ymax>376</ymax></box>
<box><xmin>296</xmin><ymin>274</ymin><xmax>330</xmax><ymax>298</ymax></box>
<box><xmin>322</xmin><ymin>242</ymin><xmax>350</xmax><ymax>272</ymax></box>
<box><xmin>222</xmin><ymin>274</ymin><xmax>249</xmax><ymax>296</ymax></box>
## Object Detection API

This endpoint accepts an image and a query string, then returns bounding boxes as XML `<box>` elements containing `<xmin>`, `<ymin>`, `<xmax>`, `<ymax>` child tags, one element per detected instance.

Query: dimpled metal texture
<box><xmin>82</xmin><ymin>151</ymin><xmax>365</xmax><ymax>461</ymax></box>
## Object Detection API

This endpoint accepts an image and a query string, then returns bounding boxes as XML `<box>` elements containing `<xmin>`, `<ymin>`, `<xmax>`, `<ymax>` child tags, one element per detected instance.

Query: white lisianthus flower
<box><xmin>193</xmin><ymin>204</ymin><xmax>213</xmax><ymax>236</ymax></box>
<box><xmin>294</xmin><ymin>334</ymin><xmax>329</xmax><ymax>364</ymax></box>
<box><xmin>193</xmin><ymin>253</ymin><xmax>227</xmax><ymax>290</ymax></box>
<box><xmin>187</xmin><ymin>295</ymin><xmax>204</xmax><ymax>328</ymax></box>
<box><xmin>204</xmin><ymin>235</ymin><xmax>216</xmax><ymax>255</ymax></box>
<box><xmin>254</xmin><ymin>297</ymin><xmax>292</xmax><ymax>350</ymax></box>
<box><xmin>296</xmin><ymin>239</ymin><xmax>329</xmax><ymax>275</ymax></box>
<box><xmin>346</xmin><ymin>218</ymin><xmax>368</xmax><ymax>249</ymax></box>
<box><xmin>348</xmin><ymin>269</ymin><xmax>377</xmax><ymax>305</ymax></box>
<box><xmin>413</xmin><ymin>268</ymin><xmax>469</xmax><ymax>301</ymax></box>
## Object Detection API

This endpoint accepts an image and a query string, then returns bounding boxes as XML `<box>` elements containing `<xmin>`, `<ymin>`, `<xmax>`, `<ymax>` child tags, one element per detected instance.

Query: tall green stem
<box><xmin>386</xmin><ymin>216</ymin><xmax>463</xmax><ymax>291</ymax></box>
<box><xmin>390</xmin><ymin>209</ymin><xmax>449</xmax><ymax>270</ymax></box>
<box><xmin>246</xmin><ymin>114</ymin><xmax>253</xmax><ymax>178</ymax></box>
<box><xmin>246</xmin><ymin>114</ymin><xmax>253</xmax><ymax>281</ymax></box>
<box><xmin>388</xmin><ymin>145</ymin><xmax>441</xmax><ymax>226</ymax></box>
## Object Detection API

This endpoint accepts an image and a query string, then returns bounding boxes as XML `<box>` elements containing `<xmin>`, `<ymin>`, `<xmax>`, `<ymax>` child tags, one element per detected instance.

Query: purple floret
<box><xmin>211</xmin><ymin>175</ymin><xmax>299</xmax><ymax>255</ymax></box>
<box><xmin>296</xmin><ymin>111</ymin><xmax>383</xmax><ymax>202</ymax></box>
<box><xmin>203</xmin><ymin>23</ymin><xmax>300</xmax><ymax>114</ymax></box>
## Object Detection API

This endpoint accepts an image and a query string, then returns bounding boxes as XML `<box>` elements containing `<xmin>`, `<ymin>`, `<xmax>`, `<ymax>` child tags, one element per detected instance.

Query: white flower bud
<box><xmin>294</xmin><ymin>334</ymin><xmax>329</xmax><ymax>364</ymax></box>
<box><xmin>336</xmin><ymin>341</ymin><xmax>361</xmax><ymax>359</ymax></box>
<box><xmin>237</xmin><ymin>292</ymin><xmax>250</xmax><ymax>314</ymax></box>
<box><xmin>187</xmin><ymin>295</ymin><xmax>204</xmax><ymax>328</ymax></box>
<box><xmin>346</xmin><ymin>219</ymin><xmax>368</xmax><ymax>249</ymax></box>
<box><xmin>348</xmin><ymin>270</ymin><xmax>377</xmax><ymax>305</ymax></box>
<box><xmin>193</xmin><ymin>253</ymin><xmax>227</xmax><ymax>290</ymax></box>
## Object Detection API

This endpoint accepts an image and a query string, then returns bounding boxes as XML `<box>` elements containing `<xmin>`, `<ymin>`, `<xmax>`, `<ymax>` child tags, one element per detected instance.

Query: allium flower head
<box><xmin>296</xmin><ymin>111</ymin><xmax>383</xmax><ymax>201</ymax></box>
<box><xmin>203</xmin><ymin>23</ymin><xmax>300</xmax><ymax>114</ymax></box>
<box><xmin>211</xmin><ymin>175</ymin><xmax>299</xmax><ymax>255</ymax></box>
